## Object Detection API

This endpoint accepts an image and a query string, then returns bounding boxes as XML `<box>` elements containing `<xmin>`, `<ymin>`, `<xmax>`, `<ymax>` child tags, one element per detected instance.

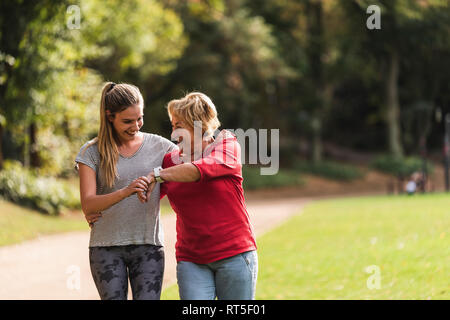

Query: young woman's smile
<box><xmin>109</xmin><ymin>104</ymin><xmax>144</xmax><ymax>142</ymax></box>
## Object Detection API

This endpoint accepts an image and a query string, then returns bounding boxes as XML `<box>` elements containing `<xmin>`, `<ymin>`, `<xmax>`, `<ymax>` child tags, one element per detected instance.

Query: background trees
<box><xmin>0</xmin><ymin>0</ymin><xmax>449</xmax><ymax>175</ymax></box>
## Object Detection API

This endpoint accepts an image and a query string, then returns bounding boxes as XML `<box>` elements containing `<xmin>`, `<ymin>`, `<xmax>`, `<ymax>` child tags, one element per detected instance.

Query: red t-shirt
<box><xmin>161</xmin><ymin>130</ymin><xmax>257</xmax><ymax>264</ymax></box>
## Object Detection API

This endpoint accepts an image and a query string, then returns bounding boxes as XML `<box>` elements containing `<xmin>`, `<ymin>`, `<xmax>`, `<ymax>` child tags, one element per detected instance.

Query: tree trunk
<box><xmin>311</xmin><ymin>115</ymin><xmax>322</xmax><ymax>162</ymax></box>
<box><xmin>29</xmin><ymin>122</ymin><xmax>40</xmax><ymax>168</ymax></box>
<box><xmin>307</xmin><ymin>0</ymin><xmax>325</xmax><ymax>163</ymax></box>
<box><xmin>385</xmin><ymin>50</ymin><xmax>404</xmax><ymax>158</ymax></box>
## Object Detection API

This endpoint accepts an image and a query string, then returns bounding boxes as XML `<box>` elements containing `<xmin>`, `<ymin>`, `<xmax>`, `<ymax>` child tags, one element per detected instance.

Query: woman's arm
<box><xmin>159</xmin><ymin>163</ymin><xmax>200</xmax><ymax>182</ymax></box>
<box><xmin>138</xmin><ymin>164</ymin><xmax>200</xmax><ymax>203</ymax></box>
<box><xmin>79</xmin><ymin>163</ymin><xmax>151</xmax><ymax>219</ymax></box>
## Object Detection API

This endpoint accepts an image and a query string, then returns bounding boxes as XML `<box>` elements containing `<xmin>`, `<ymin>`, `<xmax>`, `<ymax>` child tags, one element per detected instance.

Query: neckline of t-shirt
<box><xmin>119</xmin><ymin>132</ymin><xmax>148</xmax><ymax>160</ymax></box>
<box><xmin>202</xmin><ymin>129</ymin><xmax>230</xmax><ymax>154</ymax></box>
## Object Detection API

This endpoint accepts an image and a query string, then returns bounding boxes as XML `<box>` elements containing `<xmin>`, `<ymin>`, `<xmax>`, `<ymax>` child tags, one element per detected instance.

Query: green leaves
<box><xmin>0</xmin><ymin>161</ymin><xmax>80</xmax><ymax>215</ymax></box>
<box><xmin>295</xmin><ymin>160</ymin><xmax>365</xmax><ymax>181</ymax></box>
<box><xmin>371</xmin><ymin>154</ymin><xmax>434</xmax><ymax>178</ymax></box>
<box><xmin>80</xmin><ymin>0</ymin><xmax>187</xmax><ymax>79</ymax></box>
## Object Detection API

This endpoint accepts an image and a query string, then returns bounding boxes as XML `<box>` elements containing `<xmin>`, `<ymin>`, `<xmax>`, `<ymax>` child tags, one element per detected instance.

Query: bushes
<box><xmin>0</xmin><ymin>161</ymin><xmax>80</xmax><ymax>215</ymax></box>
<box><xmin>371</xmin><ymin>155</ymin><xmax>433</xmax><ymax>178</ymax></box>
<box><xmin>242</xmin><ymin>166</ymin><xmax>304</xmax><ymax>190</ymax></box>
<box><xmin>294</xmin><ymin>160</ymin><xmax>365</xmax><ymax>181</ymax></box>
<box><xmin>241</xmin><ymin>160</ymin><xmax>364</xmax><ymax>191</ymax></box>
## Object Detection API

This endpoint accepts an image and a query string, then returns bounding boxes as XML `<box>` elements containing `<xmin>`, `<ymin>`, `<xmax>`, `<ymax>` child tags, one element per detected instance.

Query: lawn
<box><xmin>0</xmin><ymin>197</ymin><xmax>174</xmax><ymax>247</ymax></box>
<box><xmin>0</xmin><ymin>199</ymin><xmax>88</xmax><ymax>247</ymax></box>
<box><xmin>161</xmin><ymin>193</ymin><xmax>449</xmax><ymax>300</ymax></box>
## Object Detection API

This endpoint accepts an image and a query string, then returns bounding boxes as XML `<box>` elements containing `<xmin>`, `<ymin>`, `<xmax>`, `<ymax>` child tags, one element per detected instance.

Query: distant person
<box><xmin>406</xmin><ymin>171</ymin><xmax>424</xmax><ymax>195</ymax></box>
<box><xmin>138</xmin><ymin>92</ymin><xmax>258</xmax><ymax>300</ymax></box>
<box><xmin>75</xmin><ymin>82</ymin><xmax>176</xmax><ymax>299</ymax></box>
<box><xmin>405</xmin><ymin>178</ymin><xmax>417</xmax><ymax>195</ymax></box>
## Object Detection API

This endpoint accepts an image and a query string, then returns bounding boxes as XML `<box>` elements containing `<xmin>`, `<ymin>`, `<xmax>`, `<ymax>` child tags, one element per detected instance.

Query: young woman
<box><xmin>75</xmin><ymin>82</ymin><xmax>176</xmax><ymax>300</ymax></box>
<box><xmin>139</xmin><ymin>92</ymin><xmax>258</xmax><ymax>300</ymax></box>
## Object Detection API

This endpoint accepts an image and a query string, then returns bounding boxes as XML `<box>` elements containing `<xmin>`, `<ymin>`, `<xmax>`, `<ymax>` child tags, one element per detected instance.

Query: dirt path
<box><xmin>0</xmin><ymin>197</ymin><xmax>310</xmax><ymax>300</ymax></box>
<box><xmin>2</xmin><ymin>162</ymin><xmax>443</xmax><ymax>300</ymax></box>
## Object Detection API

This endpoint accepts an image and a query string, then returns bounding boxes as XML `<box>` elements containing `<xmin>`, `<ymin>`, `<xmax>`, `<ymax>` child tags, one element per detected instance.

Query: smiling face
<box><xmin>108</xmin><ymin>103</ymin><xmax>144</xmax><ymax>143</ymax></box>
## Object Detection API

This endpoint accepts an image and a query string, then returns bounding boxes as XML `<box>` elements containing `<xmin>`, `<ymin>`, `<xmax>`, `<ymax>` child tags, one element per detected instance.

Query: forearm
<box><xmin>81</xmin><ymin>188</ymin><xmax>128</xmax><ymax>215</ymax></box>
<box><xmin>160</xmin><ymin>163</ymin><xmax>200</xmax><ymax>182</ymax></box>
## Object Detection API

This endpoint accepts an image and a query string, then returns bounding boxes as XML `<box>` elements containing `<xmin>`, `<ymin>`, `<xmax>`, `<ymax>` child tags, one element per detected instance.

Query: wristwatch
<box><xmin>153</xmin><ymin>166</ymin><xmax>165</xmax><ymax>183</ymax></box>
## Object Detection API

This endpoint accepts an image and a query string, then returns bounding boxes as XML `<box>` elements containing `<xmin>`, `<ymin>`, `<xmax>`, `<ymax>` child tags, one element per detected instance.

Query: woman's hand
<box><xmin>79</xmin><ymin>164</ymin><xmax>154</xmax><ymax>221</ymax></box>
<box><xmin>123</xmin><ymin>176</ymin><xmax>151</xmax><ymax>197</ymax></box>
<box><xmin>138</xmin><ymin>173</ymin><xmax>156</xmax><ymax>203</ymax></box>
<box><xmin>85</xmin><ymin>212</ymin><xmax>102</xmax><ymax>228</ymax></box>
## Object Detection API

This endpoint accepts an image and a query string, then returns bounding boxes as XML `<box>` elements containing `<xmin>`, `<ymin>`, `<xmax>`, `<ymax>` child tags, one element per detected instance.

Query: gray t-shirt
<box><xmin>75</xmin><ymin>132</ymin><xmax>177</xmax><ymax>248</ymax></box>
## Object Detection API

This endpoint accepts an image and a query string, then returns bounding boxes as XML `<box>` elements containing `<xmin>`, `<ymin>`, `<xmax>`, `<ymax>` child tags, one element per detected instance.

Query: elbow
<box><xmin>80</xmin><ymin>198</ymin><xmax>96</xmax><ymax>216</ymax></box>
<box><xmin>190</xmin><ymin>164</ymin><xmax>201</xmax><ymax>182</ymax></box>
<box><xmin>81</xmin><ymin>204</ymin><xmax>93</xmax><ymax>216</ymax></box>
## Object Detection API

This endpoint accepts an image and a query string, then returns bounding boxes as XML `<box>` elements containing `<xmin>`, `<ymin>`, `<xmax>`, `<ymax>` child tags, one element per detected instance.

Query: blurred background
<box><xmin>1</xmin><ymin>0</ymin><xmax>450</xmax><ymax>206</ymax></box>
<box><xmin>0</xmin><ymin>0</ymin><xmax>449</xmax><ymax>300</ymax></box>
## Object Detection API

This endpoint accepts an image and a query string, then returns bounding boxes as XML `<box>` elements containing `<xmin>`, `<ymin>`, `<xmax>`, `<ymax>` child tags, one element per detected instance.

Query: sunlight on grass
<box><xmin>162</xmin><ymin>193</ymin><xmax>449</xmax><ymax>300</ymax></box>
<box><xmin>0</xmin><ymin>199</ymin><xmax>88</xmax><ymax>246</ymax></box>
<box><xmin>0</xmin><ymin>198</ymin><xmax>174</xmax><ymax>247</ymax></box>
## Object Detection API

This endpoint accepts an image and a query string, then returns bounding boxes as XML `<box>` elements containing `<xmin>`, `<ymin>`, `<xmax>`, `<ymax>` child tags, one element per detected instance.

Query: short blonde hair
<box><xmin>167</xmin><ymin>92</ymin><xmax>221</xmax><ymax>138</ymax></box>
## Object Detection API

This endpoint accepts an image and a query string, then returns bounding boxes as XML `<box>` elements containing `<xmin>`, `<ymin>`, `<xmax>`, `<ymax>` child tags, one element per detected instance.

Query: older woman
<box><xmin>139</xmin><ymin>92</ymin><xmax>258</xmax><ymax>300</ymax></box>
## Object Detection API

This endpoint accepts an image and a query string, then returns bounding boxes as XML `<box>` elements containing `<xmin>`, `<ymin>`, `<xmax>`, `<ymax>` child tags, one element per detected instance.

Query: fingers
<box><xmin>86</xmin><ymin>212</ymin><xmax>102</xmax><ymax>219</ymax></box>
<box><xmin>136</xmin><ymin>180</ymin><xmax>156</xmax><ymax>203</ymax></box>
<box><xmin>146</xmin><ymin>172</ymin><xmax>155</xmax><ymax>181</ymax></box>
<box><xmin>128</xmin><ymin>177</ymin><xmax>151</xmax><ymax>195</ymax></box>
<box><xmin>138</xmin><ymin>190</ymin><xmax>147</xmax><ymax>203</ymax></box>
<box><xmin>134</xmin><ymin>180</ymin><xmax>148</xmax><ymax>191</ymax></box>
<box><xmin>139</xmin><ymin>175</ymin><xmax>152</xmax><ymax>185</ymax></box>
<box><xmin>148</xmin><ymin>181</ymin><xmax>156</xmax><ymax>193</ymax></box>
<box><xmin>85</xmin><ymin>212</ymin><xmax>102</xmax><ymax>225</ymax></box>
<box><xmin>131</xmin><ymin>176</ymin><xmax>158</xmax><ymax>202</ymax></box>
<box><xmin>145</xmin><ymin>181</ymin><xmax>156</xmax><ymax>202</ymax></box>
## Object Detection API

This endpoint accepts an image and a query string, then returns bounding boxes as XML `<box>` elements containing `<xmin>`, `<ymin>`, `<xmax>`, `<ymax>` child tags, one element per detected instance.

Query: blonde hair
<box><xmin>85</xmin><ymin>82</ymin><xmax>143</xmax><ymax>188</ymax></box>
<box><xmin>167</xmin><ymin>92</ymin><xmax>220</xmax><ymax>139</ymax></box>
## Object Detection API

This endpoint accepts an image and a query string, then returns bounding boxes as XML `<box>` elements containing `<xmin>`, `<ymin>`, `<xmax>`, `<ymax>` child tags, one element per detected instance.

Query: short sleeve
<box><xmin>161</xmin><ymin>136</ymin><xmax>178</xmax><ymax>153</ymax></box>
<box><xmin>75</xmin><ymin>142</ymin><xmax>98</xmax><ymax>173</ymax></box>
<box><xmin>160</xmin><ymin>182</ymin><xmax>167</xmax><ymax>200</ymax></box>
<box><xmin>191</xmin><ymin>137</ymin><xmax>241</xmax><ymax>182</ymax></box>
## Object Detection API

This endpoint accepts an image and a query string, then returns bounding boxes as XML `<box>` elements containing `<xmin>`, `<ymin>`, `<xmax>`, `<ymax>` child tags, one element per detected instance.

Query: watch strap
<box><xmin>154</xmin><ymin>166</ymin><xmax>164</xmax><ymax>183</ymax></box>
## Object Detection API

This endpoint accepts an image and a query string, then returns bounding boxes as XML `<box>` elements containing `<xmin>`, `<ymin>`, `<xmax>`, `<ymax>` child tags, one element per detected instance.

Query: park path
<box><xmin>0</xmin><ymin>197</ymin><xmax>311</xmax><ymax>300</ymax></box>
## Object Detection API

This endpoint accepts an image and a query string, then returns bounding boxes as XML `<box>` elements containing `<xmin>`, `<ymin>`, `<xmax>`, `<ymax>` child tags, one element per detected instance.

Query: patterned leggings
<box><xmin>89</xmin><ymin>244</ymin><xmax>164</xmax><ymax>300</ymax></box>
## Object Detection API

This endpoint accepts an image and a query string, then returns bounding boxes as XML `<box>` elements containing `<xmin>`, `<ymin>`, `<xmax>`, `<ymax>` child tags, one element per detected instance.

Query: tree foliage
<box><xmin>0</xmin><ymin>0</ymin><xmax>449</xmax><ymax>177</ymax></box>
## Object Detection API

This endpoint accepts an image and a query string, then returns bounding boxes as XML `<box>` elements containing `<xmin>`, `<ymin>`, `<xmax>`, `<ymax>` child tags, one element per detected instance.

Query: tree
<box><xmin>0</xmin><ymin>0</ymin><xmax>62</xmax><ymax>169</ymax></box>
<box><xmin>147</xmin><ymin>0</ymin><xmax>293</xmax><ymax>137</ymax></box>
<box><xmin>246</xmin><ymin>0</ymin><xmax>350</xmax><ymax>162</ymax></box>
<box><xmin>342</xmin><ymin>0</ymin><xmax>450</xmax><ymax>158</ymax></box>
<box><xmin>0</xmin><ymin>0</ymin><xmax>186</xmax><ymax>174</ymax></box>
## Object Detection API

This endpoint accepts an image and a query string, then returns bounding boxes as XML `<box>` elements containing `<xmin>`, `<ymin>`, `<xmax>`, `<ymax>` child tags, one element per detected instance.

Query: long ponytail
<box><xmin>85</xmin><ymin>82</ymin><xmax>143</xmax><ymax>188</ymax></box>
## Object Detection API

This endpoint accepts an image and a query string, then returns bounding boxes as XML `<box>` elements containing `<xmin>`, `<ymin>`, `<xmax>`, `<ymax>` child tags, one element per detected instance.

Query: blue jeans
<box><xmin>176</xmin><ymin>250</ymin><xmax>258</xmax><ymax>300</ymax></box>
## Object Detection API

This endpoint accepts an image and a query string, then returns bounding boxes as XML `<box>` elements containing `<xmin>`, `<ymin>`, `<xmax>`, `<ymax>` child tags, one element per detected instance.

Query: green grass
<box><xmin>0</xmin><ymin>198</ymin><xmax>174</xmax><ymax>247</ymax></box>
<box><xmin>162</xmin><ymin>193</ymin><xmax>449</xmax><ymax>300</ymax></box>
<box><xmin>0</xmin><ymin>199</ymin><xmax>88</xmax><ymax>247</ymax></box>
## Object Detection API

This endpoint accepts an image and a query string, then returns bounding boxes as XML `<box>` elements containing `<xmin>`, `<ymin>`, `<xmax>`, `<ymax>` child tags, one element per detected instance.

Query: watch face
<box><xmin>154</xmin><ymin>167</ymin><xmax>163</xmax><ymax>182</ymax></box>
